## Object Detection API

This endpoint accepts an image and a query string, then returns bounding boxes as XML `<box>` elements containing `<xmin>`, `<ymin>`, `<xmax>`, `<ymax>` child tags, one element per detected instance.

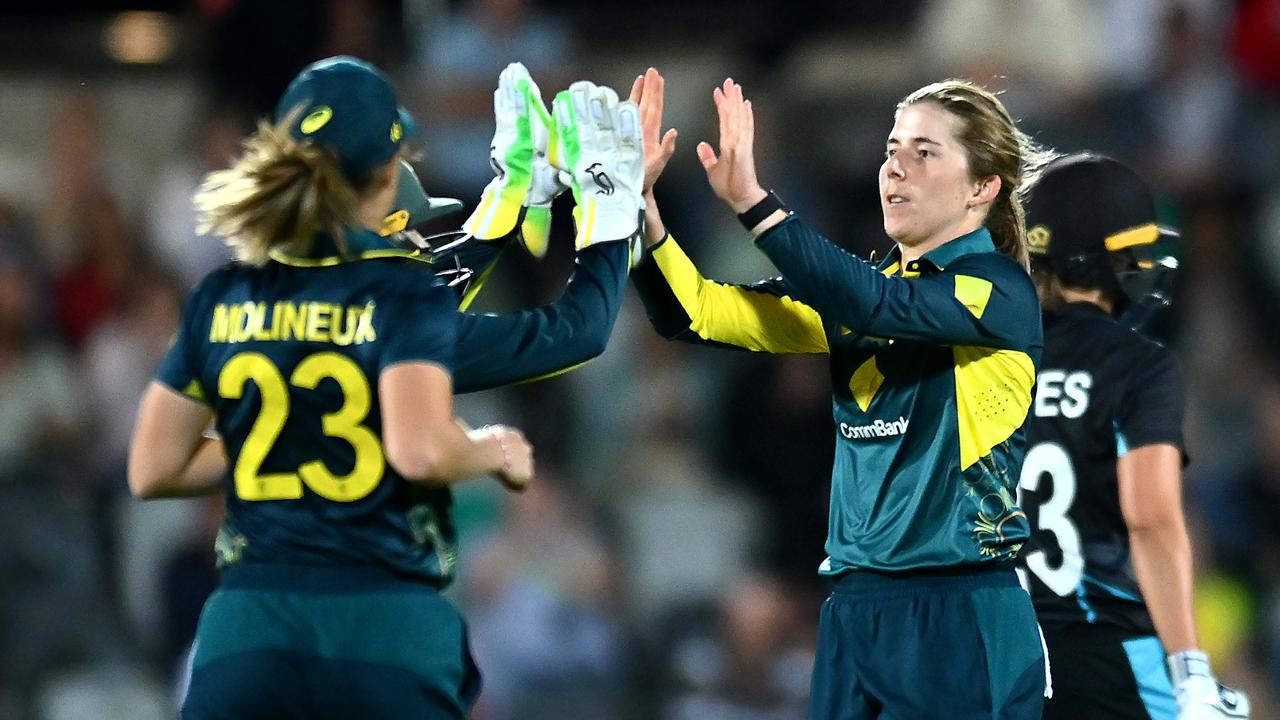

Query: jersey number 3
<box><xmin>1017</xmin><ymin>441</ymin><xmax>1083</xmax><ymax>596</ymax></box>
<box><xmin>218</xmin><ymin>352</ymin><xmax>384</xmax><ymax>502</ymax></box>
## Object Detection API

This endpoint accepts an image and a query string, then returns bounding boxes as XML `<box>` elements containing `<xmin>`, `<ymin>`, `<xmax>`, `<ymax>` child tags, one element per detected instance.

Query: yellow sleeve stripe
<box><xmin>953</xmin><ymin>346</ymin><xmax>1035</xmax><ymax>470</ymax></box>
<box><xmin>580</xmin><ymin>198</ymin><xmax>597</xmax><ymax>248</ymax></box>
<box><xmin>652</xmin><ymin>236</ymin><xmax>829</xmax><ymax>354</ymax></box>
<box><xmin>954</xmin><ymin>274</ymin><xmax>994</xmax><ymax>319</ymax></box>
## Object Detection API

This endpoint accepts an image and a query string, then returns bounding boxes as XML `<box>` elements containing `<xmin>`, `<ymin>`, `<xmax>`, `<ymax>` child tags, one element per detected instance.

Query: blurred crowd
<box><xmin>0</xmin><ymin>0</ymin><xmax>1278</xmax><ymax>718</ymax></box>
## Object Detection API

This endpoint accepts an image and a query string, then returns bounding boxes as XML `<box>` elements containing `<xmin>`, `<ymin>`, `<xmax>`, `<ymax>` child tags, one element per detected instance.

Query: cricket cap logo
<box><xmin>586</xmin><ymin>162</ymin><xmax>615</xmax><ymax>196</ymax></box>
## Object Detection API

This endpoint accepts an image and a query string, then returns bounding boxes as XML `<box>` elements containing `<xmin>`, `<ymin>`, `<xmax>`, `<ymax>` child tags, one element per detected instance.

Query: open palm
<box><xmin>696</xmin><ymin>78</ymin><xmax>767</xmax><ymax>213</ymax></box>
<box><xmin>628</xmin><ymin>67</ymin><xmax>678</xmax><ymax>195</ymax></box>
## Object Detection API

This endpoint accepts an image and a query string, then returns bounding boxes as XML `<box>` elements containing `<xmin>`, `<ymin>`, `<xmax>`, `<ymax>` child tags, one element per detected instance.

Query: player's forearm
<box><xmin>753</xmin><ymin>216</ymin><xmax>882</xmax><ymax>330</ymax></box>
<box><xmin>129</xmin><ymin>382</ymin><xmax>219</xmax><ymax>499</ymax></box>
<box><xmin>131</xmin><ymin>437</ymin><xmax>227</xmax><ymax>499</ymax></box>
<box><xmin>452</xmin><ymin>242</ymin><xmax>628</xmax><ymax>393</ymax></box>
<box><xmin>389</xmin><ymin>420</ymin><xmax>505</xmax><ymax>485</ymax></box>
<box><xmin>1130</xmin><ymin>520</ymin><xmax>1199</xmax><ymax>653</ymax></box>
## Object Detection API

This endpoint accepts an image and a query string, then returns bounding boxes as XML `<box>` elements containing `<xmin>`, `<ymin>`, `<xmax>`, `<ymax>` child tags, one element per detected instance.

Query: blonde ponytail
<box><xmin>194</xmin><ymin>110</ymin><xmax>361</xmax><ymax>265</ymax></box>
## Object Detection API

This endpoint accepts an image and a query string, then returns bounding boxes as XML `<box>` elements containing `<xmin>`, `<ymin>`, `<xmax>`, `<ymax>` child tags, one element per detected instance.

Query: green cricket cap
<box><xmin>275</xmin><ymin>55</ymin><xmax>419</xmax><ymax>179</ymax></box>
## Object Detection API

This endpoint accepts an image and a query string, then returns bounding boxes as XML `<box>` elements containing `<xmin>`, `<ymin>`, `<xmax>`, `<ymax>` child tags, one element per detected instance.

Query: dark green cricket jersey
<box><xmin>634</xmin><ymin>218</ymin><xmax>1042</xmax><ymax>572</ymax></box>
<box><xmin>156</xmin><ymin>227</ymin><xmax>630</xmax><ymax>586</ymax></box>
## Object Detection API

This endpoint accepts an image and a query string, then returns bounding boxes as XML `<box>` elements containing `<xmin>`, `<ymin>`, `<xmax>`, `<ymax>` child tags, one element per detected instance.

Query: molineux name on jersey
<box><xmin>840</xmin><ymin>416</ymin><xmax>910</xmax><ymax>440</ymax></box>
<box><xmin>209</xmin><ymin>301</ymin><xmax>377</xmax><ymax>346</ymax></box>
<box><xmin>1034</xmin><ymin>370</ymin><xmax>1092</xmax><ymax>418</ymax></box>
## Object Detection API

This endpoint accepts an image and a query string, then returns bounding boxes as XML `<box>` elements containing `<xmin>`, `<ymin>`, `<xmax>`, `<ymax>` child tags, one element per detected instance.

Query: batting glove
<box><xmin>1168</xmin><ymin>651</ymin><xmax>1250</xmax><ymax>719</ymax></box>
<box><xmin>551</xmin><ymin>81</ymin><xmax>644</xmax><ymax>252</ymax></box>
<box><xmin>462</xmin><ymin>62</ymin><xmax>540</xmax><ymax>241</ymax></box>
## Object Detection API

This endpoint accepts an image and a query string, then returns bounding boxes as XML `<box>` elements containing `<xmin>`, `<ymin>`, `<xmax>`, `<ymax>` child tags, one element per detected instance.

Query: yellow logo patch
<box><xmin>1027</xmin><ymin>225</ymin><xmax>1051</xmax><ymax>253</ymax></box>
<box><xmin>379</xmin><ymin>209</ymin><xmax>409</xmax><ymax>237</ymax></box>
<box><xmin>390</xmin><ymin>121</ymin><xmax>403</xmax><ymax>143</ymax></box>
<box><xmin>300</xmin><ymin>106</ymin><xmax>333</xmax><ymax>134</ymax></box>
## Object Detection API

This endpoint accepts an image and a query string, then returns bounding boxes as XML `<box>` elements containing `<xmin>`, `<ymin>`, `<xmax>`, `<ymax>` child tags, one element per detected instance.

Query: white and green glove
<box><xmin>1168</xmin><ymin>650</ymin><xmax>1249</xmax><ymax>719</ymax></box>
<box><xmin>517</xmin><ymin>87</ymin><xmax>569</xmax><ymax>259</ymax></box>
<box><xmin>462</xmin><ymin>62</ymin><xmax>541</xmax><ymax>242</ymax></box>
<box><xmin>551</xmin><ymin>81</ymin><xmax>644</xmax><ymax>254</ymax></box>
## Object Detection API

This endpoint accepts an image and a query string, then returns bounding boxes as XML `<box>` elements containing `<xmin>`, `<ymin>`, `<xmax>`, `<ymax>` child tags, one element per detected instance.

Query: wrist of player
<box><xmin>463</xmin><ymin>174</ymin><xmax>532</xmax><ymax>240</ymax></box>
<box><xmin>728</xmin><ymin>184</ymin><xmax>769</xmax><ymax>214</ymax></box>
<box><xmin>473</xmin><ymin>425</ymin><xmax>509</xmax><ymax>474</ymax></box>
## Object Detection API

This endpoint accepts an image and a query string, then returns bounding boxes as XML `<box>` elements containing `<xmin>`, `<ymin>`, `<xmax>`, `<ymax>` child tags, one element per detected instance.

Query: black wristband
<box><xmin>737</xmin><ymin>191</ymin><xmax>788</xmax><ymax>231</ymax></box>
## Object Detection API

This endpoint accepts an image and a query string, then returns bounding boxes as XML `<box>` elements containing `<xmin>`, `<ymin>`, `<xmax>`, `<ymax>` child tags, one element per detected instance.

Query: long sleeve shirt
<box><xmin>633</xmin><ymin>217</ymin><xmax>1042</xmax><ymax>573</ymax></box>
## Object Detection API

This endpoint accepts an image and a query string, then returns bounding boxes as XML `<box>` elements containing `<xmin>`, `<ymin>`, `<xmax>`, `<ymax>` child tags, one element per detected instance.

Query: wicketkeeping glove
<box><xmin>517</xmin><ymin>86</ymin><xmax>568</xmax><ymax>259</ymax></box>
<box><xmin>1168</xmin><ymin>650</ymin><xmax>1250</xmax><ymax>719</ymax></box>
<box><xmin>551</xmin><ymin>81</ymin><xmax>644</xmax><ymax>251</ymax></box>
<box><xmin>462</xmin><ymin>62</ymin><xmax>540</xmax><ymax>242</ymax></box>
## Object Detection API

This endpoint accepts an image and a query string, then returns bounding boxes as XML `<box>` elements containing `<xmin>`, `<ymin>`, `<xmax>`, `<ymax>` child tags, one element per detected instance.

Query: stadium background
<box><xmin>0</xmin><ymin>0</ymin><xmax>1277</xmax><ymax>718</ymax></box>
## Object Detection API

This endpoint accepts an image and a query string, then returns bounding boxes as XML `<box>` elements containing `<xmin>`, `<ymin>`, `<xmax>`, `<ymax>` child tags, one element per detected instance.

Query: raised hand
<box><xmin>696</xmin><ymin>78</ymin><xmax>768</xmax><ymax>213</ymax></box>
<box><xmin>628</xmin><ymin>67</ymin><xmax>678</xmax><ymax>196</ymax></box>
<box><xmin>518</xmin><ymin>80</ymin><xmax>568</xmax><ymax>259</ymax></box>
<box><xmin>463</xmin><ymin>62</ymin><xmax>540</xmax><ymax>241</ymax></box>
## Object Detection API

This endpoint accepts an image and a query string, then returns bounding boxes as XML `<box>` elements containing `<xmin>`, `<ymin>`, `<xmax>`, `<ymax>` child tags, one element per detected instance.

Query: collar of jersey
<box><xmin>268</xmin><ymin>226</ymin><xmax>430</xmax><ymax>267</ymax></box>
<box><xmin>876</xmin><ymin>226</ymin><xmax>996</xmax><ymax>273</ymax></box>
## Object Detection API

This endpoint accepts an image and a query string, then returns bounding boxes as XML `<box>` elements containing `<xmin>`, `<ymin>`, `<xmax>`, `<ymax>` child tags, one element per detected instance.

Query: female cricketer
<box><xmin>1020</xmin><ymin>153</ymin><xmax>1249</xmax><ymax>720</ymax></box>
<box><xmin>630</xmin><ymin>69</ymin><xmax>1051</xmax><ymax>718</ymax></box>
<box><xmin>127</xmin><ymin>56</ymin><xmax>643</xmax><ymax>719</ymax></box>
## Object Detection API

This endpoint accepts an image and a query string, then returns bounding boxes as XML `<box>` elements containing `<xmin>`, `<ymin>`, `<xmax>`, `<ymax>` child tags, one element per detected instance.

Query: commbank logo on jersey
<box><xmin>840</xmin><ymin>416</ymin><xmax>909</xmax><ymax>440</ymax></box>
<box><xmin>586</xmin><ymin>162</ymin><xmax>615</xmax><ymax>195</ymax></box>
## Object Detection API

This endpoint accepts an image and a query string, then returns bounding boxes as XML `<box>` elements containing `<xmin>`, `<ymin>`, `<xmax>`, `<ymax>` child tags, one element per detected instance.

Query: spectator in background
<box><xmin>461</xmin><ymin>467</ymin><xmax>625</xmax><ymax>720</ymax></box>
<box><xmin>82</xmin><ymin>269</ymin><xmax>184</xmax><ymax>476</ymax></box>
<box><xmin>0</xmin><ymin>260</ymin><xmax>120</xmax><ymax>716</ymax></box>
<box><xmin>715</xmin><ymin>355</ymin><xmax>832</xmax><ymax>591</ymax></box>
<box><xmin>51</xmin><ymin>190</ymin><xmax>140</xmax><ymax>348</ymax></box>
<box><xmin>413</xmin><ymin>0</ymin><xmax>574</xmax><ymax>194</ymax></box>
<box><xmin>40</xmin><ymin>92</ymin><xmax>108</xmax><ymax>272</ymax></box>
<box><xmin>1242</xmin><ymin>385</ymin><xmax>1280</xmax><ymax>618</ymax></box>
<box><xmin>0</xmin><ymin>261</ymin><xmax>82</xmax><ymax>479</ymax></box>
<box><xmin>615</xmin><ymin>422</ymin><xmax>762</xmax><ymax>629</ymax></box>
<box><xmin>204</xmin><ymin>0</ymin><xmax>403</xmax><ymax>116</ymax></box>
<box><xmin>146</xmin><ymin>110</ymin><xmax>243</xmax><ymax>288</ymax></box>
<box><xmin>915</xmin><ymin>0</ymin><xmax>1106</xmax><ymax>128</ymax></box>
<box><xmin>663</xmin><ymin>573</ymin><xmax>812</xmax><ymax>720</ymax></box>
<box><xmin>1143</xmin><ymin>4</ymin><xmax>1239</xmax><ymax>197</ymax></box>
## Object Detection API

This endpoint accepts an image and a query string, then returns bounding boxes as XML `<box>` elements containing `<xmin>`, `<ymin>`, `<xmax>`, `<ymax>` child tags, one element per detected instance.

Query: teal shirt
<box><xmin>157</xmin><ymin>228</ymin><xmax>463</xmax><ymax>585</ymax></box>
<box><xmin>156</xmin><ymin>227</ymin><xmax>631</xmax><ymax>587</ymax></box>
<box><xmin>634</xmin><ymin>219</ymin><xmax>1042</xmax><ymax>573</ymax></box>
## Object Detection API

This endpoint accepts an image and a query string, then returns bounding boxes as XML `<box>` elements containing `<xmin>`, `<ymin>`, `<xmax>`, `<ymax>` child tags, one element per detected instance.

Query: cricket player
<box><xmin>630</xmin><ymin>68</ymin><xmax>1049</xmax><ymax>719</ymax></box>
<box><xmin>127</xmin><ymin>56</ymin><xmax>644</xmax><ymax>719</ymax></box>
<box><xmin>1020</xmin><ymin>153</ymin><xmax>1250</xmax><ymax>720</ymax></box>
